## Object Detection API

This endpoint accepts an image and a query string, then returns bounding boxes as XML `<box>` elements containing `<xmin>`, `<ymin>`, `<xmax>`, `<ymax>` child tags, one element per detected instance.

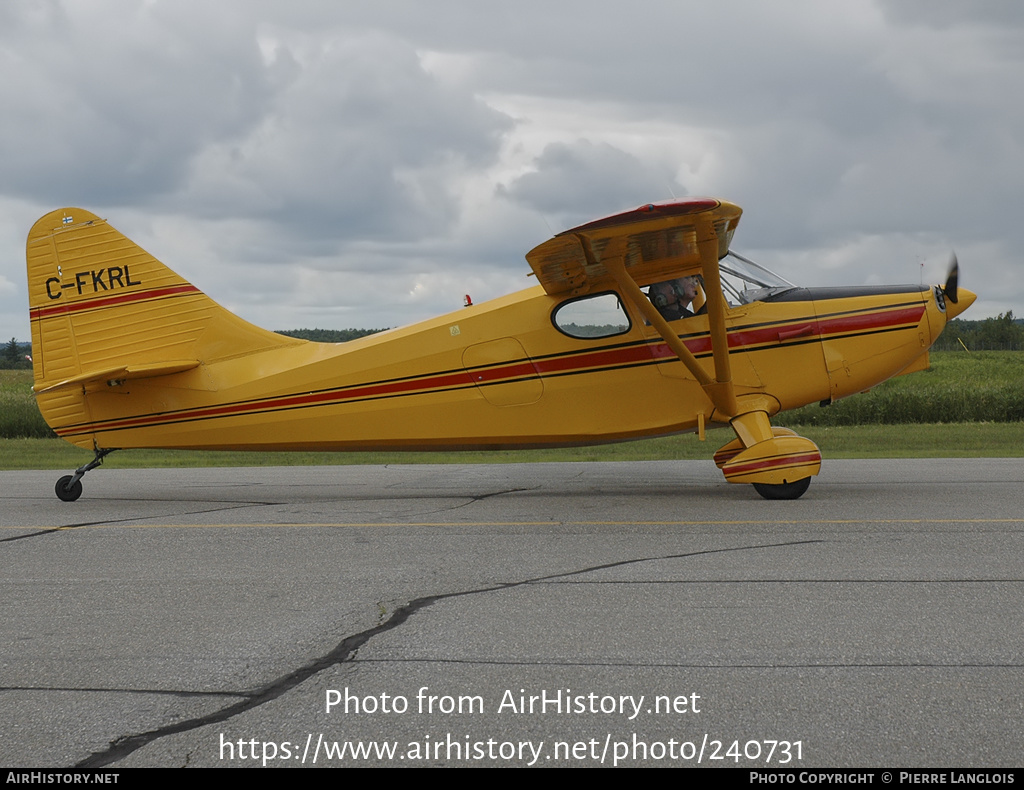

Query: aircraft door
<box><xmin>462</xmin><ymin>337</ymin><xmax>544</xmax><ymax>406</ymax></box>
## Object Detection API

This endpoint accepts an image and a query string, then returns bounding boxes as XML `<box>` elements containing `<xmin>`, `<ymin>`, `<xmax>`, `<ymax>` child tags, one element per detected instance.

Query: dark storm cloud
<box><xmin>498</xmin><ymin>140</ymin><xmax>679</xmax><ymax>227</ymax></box>
<box><xmin>0</xmin><ymin>1</ymin><xmax>273</xmax><ymax>206</ymax></box>
<box><xmin>181</xmin><ymin>29</ymin><xmax>512</xmax><ymax>247</ymax></box>
<box><xmin>876</xmin><ymin>0</ymin><xmax>1023</xmax><ymax>28</ymax></box>
<box><xmin>0</xmin><ymin>2</ymin><xmax>511</xmax><ymax>250</ymax></box>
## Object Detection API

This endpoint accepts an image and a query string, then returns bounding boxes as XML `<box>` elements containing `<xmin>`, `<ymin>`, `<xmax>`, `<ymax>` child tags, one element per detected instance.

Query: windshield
<box><xmin>718</xmin><ymin>251</ymin><xmax>797</xmax><ymax>306</ymax></box>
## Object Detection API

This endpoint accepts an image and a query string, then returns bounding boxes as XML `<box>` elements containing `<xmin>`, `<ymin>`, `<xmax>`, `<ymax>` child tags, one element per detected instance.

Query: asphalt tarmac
<box><xmin>1</xmin><ymin>459</ymin><xmax>1022</xmax><ymax>768</ymax></box>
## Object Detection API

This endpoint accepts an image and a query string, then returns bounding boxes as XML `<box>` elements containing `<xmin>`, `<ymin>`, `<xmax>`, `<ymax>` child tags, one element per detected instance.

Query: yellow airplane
<box><xmin>26</xmin><ymin>198</ymin><xmax>973</xmax><ymax>502</ymax></box>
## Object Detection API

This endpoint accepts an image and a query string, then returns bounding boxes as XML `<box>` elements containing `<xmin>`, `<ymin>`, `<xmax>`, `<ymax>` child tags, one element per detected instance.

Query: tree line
<box><xmin>274</xmin><ymin>328</ymin><xmax>386</xmax><ymax>343</ymax></box>
<box><xmin>932</xmin><ymin>313</ymin><xmax>1024</xmax><ymax>351</ymax></box>
<box><xmin>1</xmin><ymin>339</ymin><xmax>31</xmax><ymax>369</ymax></box>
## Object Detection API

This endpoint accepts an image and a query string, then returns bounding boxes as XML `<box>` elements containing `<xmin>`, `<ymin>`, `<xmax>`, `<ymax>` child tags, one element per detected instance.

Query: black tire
<box><xmin>752</xmin><ymin>477</ymin><xmax>811</xmax><ymax>501</ymax></box>
<box><xmin>55</xmin><ymin>475</ymin><xmax>83</xmax><ymax>502</ymax></box>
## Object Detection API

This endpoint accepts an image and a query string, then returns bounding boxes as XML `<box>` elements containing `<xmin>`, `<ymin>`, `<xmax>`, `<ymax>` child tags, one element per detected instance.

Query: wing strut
<box><xmin>694</xmin><ymin>216</ymin><xmax>738</xmax><ymax>419</ymax></box>
<box><xmin>590</xmin><ymin>224</ymin><xmax>738</xmax><ymax>419</ymax></box>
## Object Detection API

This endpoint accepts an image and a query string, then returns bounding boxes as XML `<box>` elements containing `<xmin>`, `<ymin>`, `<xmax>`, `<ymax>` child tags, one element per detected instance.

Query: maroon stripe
<box><xmin>725</xmin><ymin>452</ymin><xmax>822</xmax><ymax>477</ymax></box>
<box><xmin>57</xmin><ymin>367</ymin><xmax>480</xmax><ymax>435</ymax></box>
<box><xmin>817</xmin><ymin>304</ymin><xmax>924</xmax><ymax>336</ymax></box>
<box><xmin>31</xmin><ymin>285</ymin><xmax>201</xmax><ymax>320</ymax></box>
<box><xmin>532</xmin><ymin>344</ymin><xmax>655</xmax><ymax>374</ymax></box>
<box><xmin>726</xmin><ymin>304</ymin><xmax>924</xmax><ymax>350</ymax></box>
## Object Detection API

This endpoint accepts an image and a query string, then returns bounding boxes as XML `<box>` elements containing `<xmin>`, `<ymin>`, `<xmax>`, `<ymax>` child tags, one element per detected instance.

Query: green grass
<box><xmin>784</xmin><ymin>351</ymin><xmax>1024</xmax><ymax>425</ymax></box>
<box><xmin>0</xmin><ymin>369</ymin><xmax>54</xmax><ymax>438</ymax></box>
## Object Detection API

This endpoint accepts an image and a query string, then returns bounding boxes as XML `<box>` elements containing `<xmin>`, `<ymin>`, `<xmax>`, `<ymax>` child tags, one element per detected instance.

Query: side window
<box><xmin>553</xmin><ymin>292</ymin><xmax>631</xmax><ymax>339</ymax></box>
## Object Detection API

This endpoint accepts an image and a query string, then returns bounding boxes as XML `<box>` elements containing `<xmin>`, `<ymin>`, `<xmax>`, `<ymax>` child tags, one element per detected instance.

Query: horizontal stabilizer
<box><xmin>34</xmin><ymin>360</ymin><xmax>201</xmax><ymax>394</ymax></box>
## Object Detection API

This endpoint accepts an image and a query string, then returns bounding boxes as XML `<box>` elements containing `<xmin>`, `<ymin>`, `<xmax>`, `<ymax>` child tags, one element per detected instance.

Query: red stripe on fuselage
<box><xmin>723</xmin><ymin>304</ymin><xmax>924</xmax><ymax>351</ymax></box>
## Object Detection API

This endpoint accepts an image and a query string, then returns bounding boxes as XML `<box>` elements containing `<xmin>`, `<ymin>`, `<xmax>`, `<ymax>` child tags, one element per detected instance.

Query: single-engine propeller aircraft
<box><xmin>26</xmin><ymin>198</ymin><xmax>973</xmax><ymax>502</ymax></box>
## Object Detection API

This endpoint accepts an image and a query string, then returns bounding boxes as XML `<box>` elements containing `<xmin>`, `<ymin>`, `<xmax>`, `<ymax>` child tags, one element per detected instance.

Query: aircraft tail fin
<box><xmin>26</xmin><ymin>208</ymin><xmax>299</xmax><ymax>445</ymax></box>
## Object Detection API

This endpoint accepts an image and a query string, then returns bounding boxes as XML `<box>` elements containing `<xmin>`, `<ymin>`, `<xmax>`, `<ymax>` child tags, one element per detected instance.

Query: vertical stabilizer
<box><xmin>26</xmin><ymin>208</ymin><xmax>300</xmax><ymax>445</ymax></box>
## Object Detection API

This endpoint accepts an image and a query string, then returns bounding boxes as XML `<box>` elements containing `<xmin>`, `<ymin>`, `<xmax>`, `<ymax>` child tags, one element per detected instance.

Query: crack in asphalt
<box><xmin>0</xmin><ymin>503</ymin><xmax>286</xmax><ymax>543</ymax></box>
<box><xmin>2</xmin><ymin>686</ymin><xmax>248</xmax><ymax>699</ymax></box>
<box><xmin>442</xmin><ymin>487</ymin><xmax>540</xmax><ymax>513</ymax></box>
<box><xmin>346</xmin><ymin>486</ymin><xmax>540</xmax><ymax>519</ymax></box>
<box><xmin>75</xmin><ymin>538</ymin><xmax>821</xmax><ymax>768</ymax></box>
<box><xmin>1</xmin><ymin>528</ymin><xmax>68</xmax><ymax>543</ymax></box>
<box><xmin>468</xmin><ymin>487</ymin><xmax>538</xmax><ymax>501</ymax></box>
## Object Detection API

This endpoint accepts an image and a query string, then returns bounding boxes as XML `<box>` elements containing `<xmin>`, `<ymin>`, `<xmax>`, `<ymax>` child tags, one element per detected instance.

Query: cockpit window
<box><xmin>553</xmin><ymin>292</ymin><xmax>631</xmax><ymax>339</ymax></box>
<box><xmin>718</xmin><ymin>251</ymin><xmax>796</xmax><ymax>306</ymax></box>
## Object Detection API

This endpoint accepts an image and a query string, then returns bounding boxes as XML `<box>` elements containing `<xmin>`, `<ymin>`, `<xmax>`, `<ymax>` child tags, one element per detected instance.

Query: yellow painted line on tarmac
<box><xmin>3</xmin><ymin>517</ymin><xmax>1023</xmax><ymax>531</ymax></box>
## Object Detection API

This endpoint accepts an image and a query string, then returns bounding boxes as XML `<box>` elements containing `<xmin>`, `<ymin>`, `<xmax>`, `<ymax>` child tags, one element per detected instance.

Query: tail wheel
<box><xmin>752</xmin><ymin>477</ymin><xmax>811</xmax><ymax>500</ymax></box>
<box><xmin>55</xmin><ymin>475</ymin><xmax>83</xmax><ymax>502</ymax></box>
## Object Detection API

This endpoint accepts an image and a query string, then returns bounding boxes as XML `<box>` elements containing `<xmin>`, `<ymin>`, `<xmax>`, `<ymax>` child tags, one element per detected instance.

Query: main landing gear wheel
<box><xmin>752</xmin><ymin>477</ymin><xmax>811</xmax><ymax>501</ymax></box>
<box><xmin>55</xmin><ymin>475</ymin><xmax>84</xmax><ymax>502</ymax></box>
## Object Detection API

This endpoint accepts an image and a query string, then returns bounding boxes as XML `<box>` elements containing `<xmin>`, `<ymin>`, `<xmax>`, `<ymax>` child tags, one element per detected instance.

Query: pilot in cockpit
<box><xmin>648</xmin><ymin>275</ymin><xmax>706</xmax><ymax>322</ymax></box>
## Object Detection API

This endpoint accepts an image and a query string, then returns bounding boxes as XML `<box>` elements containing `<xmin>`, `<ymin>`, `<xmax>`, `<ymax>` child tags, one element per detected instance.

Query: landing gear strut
<box><xmin>54</xmin><ymin>448</ymin><xmax>116</xmax><ymax>502</ymax></box>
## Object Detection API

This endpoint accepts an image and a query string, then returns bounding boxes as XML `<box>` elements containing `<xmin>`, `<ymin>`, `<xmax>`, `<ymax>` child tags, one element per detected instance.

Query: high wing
<box><xmin>526</xmin><ymin>198</ymin><xmax>741</xmax><ymax>296</ymax></box>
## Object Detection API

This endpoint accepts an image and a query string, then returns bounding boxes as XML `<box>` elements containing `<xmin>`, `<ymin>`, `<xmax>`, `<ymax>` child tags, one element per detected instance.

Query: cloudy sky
<box><xmin>2</xmin><ymin>0</ymin><xmax>1021</xmax><ymax>342</ymax></box>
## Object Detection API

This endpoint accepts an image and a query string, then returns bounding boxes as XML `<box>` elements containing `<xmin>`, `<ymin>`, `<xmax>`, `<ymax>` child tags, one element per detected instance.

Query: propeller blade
<box><xmin>943</xmin><ymin>253</ymin><xmax>959</xmax><ymax>304</ymax></box>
